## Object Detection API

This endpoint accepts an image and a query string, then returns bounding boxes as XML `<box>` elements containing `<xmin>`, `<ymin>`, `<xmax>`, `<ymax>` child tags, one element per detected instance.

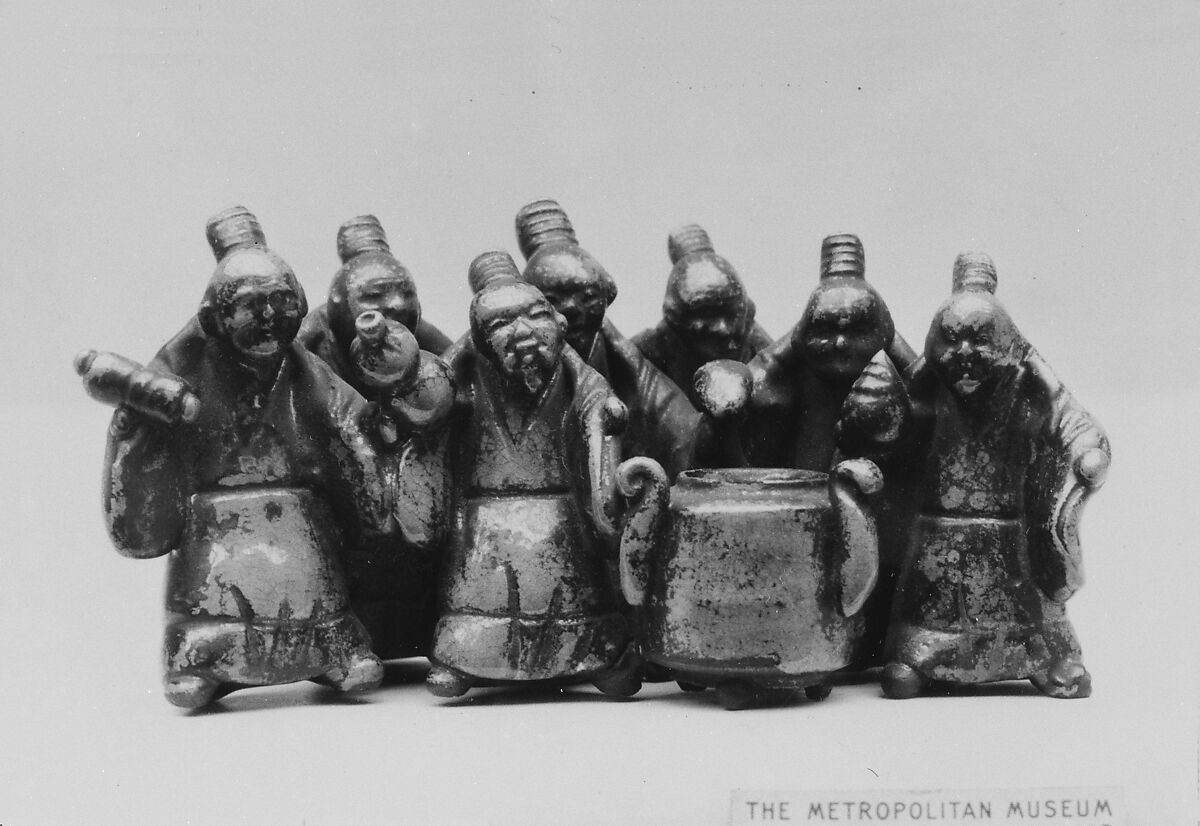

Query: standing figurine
<box><xmin>297</xmin><ymin>214</ymin><xmax>454</xmax><ymax>660</ymax></box>
<box><xmin>299</xmin><ymin>214</ymin><xmax>452</xmax><ymax>362</ymax></box>
<box><xmin>515</xmin><ymin>199</ymin><xmax>700</xmax><ymax>478</ymax></box>
<box><xmin>425</xmin><ymin>251</ymin><xmax>639</xmax><ymax>699</ymax></box>
<box><xmin>632</xmin><ymin>224</ymin><xmax>772</xmax><ymax>409</ymax></box>
<box><xmin>739</xmin><ymin>233</ymin><xmax>916</xmax><ymax>470</ymax></box>
<box><xmin>78</xmin><ymin>206</ymin><xmax>391</xmax><ymax>708</ymax></box>
<box><xmin>882</xmin><ymin>253</ymin><xmax>1110</xmax><ymax>699</ymax></box>
<box><xmin>706</xmin><ymin>234</ymin><xmax>917</xmax><ymax>665</ymax></box>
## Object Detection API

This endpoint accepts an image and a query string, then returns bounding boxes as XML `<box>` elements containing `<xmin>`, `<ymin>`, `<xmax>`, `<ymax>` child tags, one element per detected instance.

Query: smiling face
<box><xmin>471</xmin><ymin>280</ymin><xmax>565</xmax><ymax>395</ymax></box>
<box><xmin>665</xmin><ymin>258</ymin><xmax>750</xmax><ymax>362</ymax></box>
<box><xmin>203</xmin><ymin>248</ymin><xmax>305</xmax><ymax>369</ymax></box>
<box><xmin>800</xmin><ymin>282</ymin><xmax>891</xmax><ymax>383</ymax></box>
<box><xmin>927</xmin><ymin>292</ymin><xmax>1021</xmax><ymax>401</ymax></box>
<box><xmin>522</xmin><ymin>247</ymin><xmax>613</xmax><ymax>358</ymax></box>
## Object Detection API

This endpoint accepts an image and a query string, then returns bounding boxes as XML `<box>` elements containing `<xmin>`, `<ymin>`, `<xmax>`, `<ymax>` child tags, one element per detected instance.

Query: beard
<box><xmin>500</xmin><ymin>341</ymin><xmax>558</xmax><ymax>395</ymax></box>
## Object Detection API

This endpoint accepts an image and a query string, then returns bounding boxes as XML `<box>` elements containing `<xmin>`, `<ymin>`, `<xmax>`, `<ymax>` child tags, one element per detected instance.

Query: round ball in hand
<box><xmin>693</xmin><ymin>360</ymin><xmax>752</xmax><ymax>421</ymax></box>
<box><xmin>1076</xmin><ymin>448</ymin><xmax>1110</xmax><ymax>487</ymax></box>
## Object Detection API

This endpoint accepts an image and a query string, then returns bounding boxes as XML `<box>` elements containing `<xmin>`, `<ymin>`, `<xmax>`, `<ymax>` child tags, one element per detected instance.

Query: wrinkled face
<box><xmin>928</xmin><ymin>293</ymin><xmax>1016</xmax><ymax>400</ymax></box>
<box><xmin>218</xmin><ymin>272</ymin><xmax>304</xmax><ymax>364</ymax></box>
<box><xmin>667</xmin><ymin>261</ymin><xmax>748</xmax><ymax>362</ymax></box>
<box><xmin>802</xmin><ymin>284</ymin><xmax>888</xmax><ymax>382</ymax></box>
<box><xmin>344</xmin><ymin>261</ymin><xmax>420</xmax><ymax>333</ymax></box>
<box><xmin>473</xmin><ymin>283</ymin><xmax>564</xmax><ymax>395</ymax></box>
<box><xmin>524</xmin><ymin>252</ymin><xmax>608</xmax><ymax>357</ymax></box>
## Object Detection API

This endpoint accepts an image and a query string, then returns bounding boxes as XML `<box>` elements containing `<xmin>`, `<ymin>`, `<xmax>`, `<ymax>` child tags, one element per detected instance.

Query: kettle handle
<box><xmin>616</xmin><ymin>457</ymin><xmax>671</xmax><ymax>607</ymax></box>
<box><xmin>830</xmin><ymin>458</ymin><xmax>883</xmax><ymax>617</ymax></box>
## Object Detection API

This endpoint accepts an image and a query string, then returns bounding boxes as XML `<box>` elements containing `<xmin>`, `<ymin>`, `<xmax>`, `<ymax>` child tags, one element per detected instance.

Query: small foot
<box><xmin>593</xmin><ymin>670</ymin><xmax>642</xmax><ymax>698</ymax></box>
<box><xmin>593</xmin><ymin>647</ymin><xmax>644</xmax><ymax>698</ymax></box>
<box><xmin>164</xmin><ymin>673</ymin><xmax>221</xmax><ymax>709</ymax></box>
<box><xmin>716</xmin><ymin>680</ymin><xmax>757</xmax><ymax>711</ymax></box>
<box><xmin>881</xmin><ymin>662</ymin><xmax>926</xmax><ymax>699</ymax></box>
<box><xmin>426</xmin><ymin>664</ymin><xmax>473</xmax><ymax>698</ymax></box>
<box><xmin>677</xmin><ymin>680</ymin><xmax>707</xmax><ymax>693</ymax></box>
<box><xmin>804</xmin><ymin>682</ymin><xmax>832</xmax><ymax>702</ymax></box>
<box><xmin>1032</xmin><ymin>659</ymin><xmax>1092</xmax><ymax>699</ymax></box>
<box><xmin>326</xmin><ymin>653</ymin><xmax>384</xmax><ymax>694</ymax></box>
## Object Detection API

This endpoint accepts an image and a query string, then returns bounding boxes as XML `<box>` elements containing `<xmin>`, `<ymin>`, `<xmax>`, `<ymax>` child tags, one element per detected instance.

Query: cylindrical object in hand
<box><xmin>74</xmin><ymin>349</ymin><xmax>200</xmax><ymax>424</ymax></box>
<box><xmin>351</xmin><ymin>311</ymin><xmax>421</xmax><ymax>391</ymax></box>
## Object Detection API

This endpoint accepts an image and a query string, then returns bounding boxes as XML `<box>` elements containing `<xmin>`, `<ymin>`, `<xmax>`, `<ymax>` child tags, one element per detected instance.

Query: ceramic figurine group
<box><xmin>76</xmin><ymin>201</ymin><xmax>1110</xmax><ymax>710</ymax></box>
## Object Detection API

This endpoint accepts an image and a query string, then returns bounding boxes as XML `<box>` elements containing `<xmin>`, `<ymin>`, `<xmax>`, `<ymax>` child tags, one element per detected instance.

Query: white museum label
<box><xmin>730</xmin><ymin>787</ymin><xmax>1124</xmax><ymax>825</ymax></box>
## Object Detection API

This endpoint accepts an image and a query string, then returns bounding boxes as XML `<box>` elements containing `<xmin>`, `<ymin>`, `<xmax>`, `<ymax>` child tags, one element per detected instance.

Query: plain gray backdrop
<box><xmin>2</xmin><ymin>2</ymin><xmax>1196</xmax><ymax>824</ymax></box>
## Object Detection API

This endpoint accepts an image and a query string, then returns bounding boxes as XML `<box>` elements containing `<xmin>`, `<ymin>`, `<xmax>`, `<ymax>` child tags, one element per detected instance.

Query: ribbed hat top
<box><xmin>819</xmin><ymin>233</ymin><xmax>865</xmax><ymax>280</ymax></box>
<box><xmin>516</xmin><ymin>199</ymin><xmax>578</xmax><ymax>259</ymax></box>
<box><xmin>951</xmin><ymin>252</ymin><xmax>998</xmax><ymax>294</ymax></box>
<box><xmin>206</xmin><ymin>205</ymin><xmax>266</xmax><ymax>261</ymax></box>
<box><xmin>667</xmin><ymin>224</ymin><xmax>715</xmax><ymax>263</ymax></box>
<box><xmin>338</xmin><ymin>215</ymin><xmax>392</xmax><ymax>262</ymax></box>
<box><xmin>468</xmin><ymin>249</ymin><xmax>522</xmax><ymax>293</ymax></box>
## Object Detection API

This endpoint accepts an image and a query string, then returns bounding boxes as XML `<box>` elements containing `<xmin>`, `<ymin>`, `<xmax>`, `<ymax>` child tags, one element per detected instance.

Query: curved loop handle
<box><xmin>615</xmin><ymin>457</ymin><xmax>671</xmax><ymax>607</ymax></box>
<box><xmin>830</xmin><ymin>458</ymin><xmax>883</xmax><ymax>617</ymax></box>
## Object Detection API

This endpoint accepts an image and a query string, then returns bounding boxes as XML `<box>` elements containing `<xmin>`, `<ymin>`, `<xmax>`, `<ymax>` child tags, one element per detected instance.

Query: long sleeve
<box><xmin>103</xmin><ymin>409</ymin><xmax>187</xmax><ymax>559</ymax></box>
<box><xmin>302</xmin><ymin>349</ymin><xmax>395</xmax><ymax>538</ymax></box>
<box><xmin>600</xmin><ymin>320</ymin><xmax>700</xmax><ymax>478</ymax></box>
<box><xmin>1024</xmin><ymin>352</ymin><xmax>1111</xmax><ymax>601</ymax></box>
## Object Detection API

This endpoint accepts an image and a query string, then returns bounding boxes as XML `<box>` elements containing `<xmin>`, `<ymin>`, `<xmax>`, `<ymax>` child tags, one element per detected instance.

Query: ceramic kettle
<box><xmin>617</xmin><ymin>457</ymin><xmax>882</xmax><ymax>708</ymax></box>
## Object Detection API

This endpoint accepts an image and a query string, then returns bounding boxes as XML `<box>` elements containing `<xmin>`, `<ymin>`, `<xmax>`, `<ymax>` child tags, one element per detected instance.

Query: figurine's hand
<box><xmin>384</xmin><ymin>353</ymin><xmax>455</xmax><ymax>436</ymax></box>
<box><xmin>359</xmin><ymin>401</ymin><xmax>400</xmax><ymax>447</ymax></box>
<box><xmin>78</xmin><ymin>349</ymin><xmax>200</xmax><ymax>427</ymax></box>
<box><xmin>1075</xmin><ymin>448</ymin><xmax>1109</xmax><ymax>488</ymax></box>
<box><xmin>110</xmin><ymin>405</ymin><xmax>144</xmax><ymax>439</ymax></box>
<box><xmin>694</xmin><ymin>360</ymin><xmax>752</xmax><ymax>422</ymax></box>
<box><xmin>602</xmin><ymin>396</ymin><xmax>628</xmax><ymax>436</ymax></box>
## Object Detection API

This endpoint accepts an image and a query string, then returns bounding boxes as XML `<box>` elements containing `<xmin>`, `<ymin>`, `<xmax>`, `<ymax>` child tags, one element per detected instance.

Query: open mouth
<box><xmin>511</xmin><ymin>339</ymin><xmax>539</xmax><ymax>358</ymax></box>
<box><xmin>241</xmin><ymin>336</ymin><xmax>282</xmax><ymax>357</ymax></box>
<box><xmin>955</xmin><ymin>376</ymin><xmax>980</xmax><ymax>394</ymax></box>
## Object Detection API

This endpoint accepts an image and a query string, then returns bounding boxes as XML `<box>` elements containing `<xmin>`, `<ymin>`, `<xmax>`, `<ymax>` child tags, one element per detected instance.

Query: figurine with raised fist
<box><xmin>633</xmin><ymin>223</ymin><xmax>772</xmax><ymax>409</ymax></box>
<box><xmin>84</xmin><ymin>207</ymin><xmax>389</xmax><ymax>708</ymax></box>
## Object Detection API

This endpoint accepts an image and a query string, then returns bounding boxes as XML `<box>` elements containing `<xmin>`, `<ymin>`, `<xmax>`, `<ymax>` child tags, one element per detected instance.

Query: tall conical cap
<box><xmin>668</xmin><ymin>224</ymin><xmax>714</xmax><ymax>264</ymax></box>
<box><xmin>206</xmin><ymin>205</ymin><xmax>266</xmax><ymax>261</ymax></box>
<box><xmin>820</xmin><ymin>233</ymin><xmax>865</xmax><ymax>280</ymax></box>
<box><xmin>468</xmin><ymin>250</ymin><xmax>521</xmax><ymax>294</ymax></box>
<box><xmin>338</xmin><ymin>215</ymin><xmax>391</xmax><ymax>262</ymax></box>
<box><xmin>516</xmin><ymin>199</ymin><xmax>577</xmax><ymax>259</ymax></box>
<box><xmin>951</xmin><ymin>252</ymin><xmax>998</xmax><ymax>294</ymax></box>
<box><xmin>850</xmin><ymin>349</ymin><xmax>903</xmax><ymax>402</ymax></box>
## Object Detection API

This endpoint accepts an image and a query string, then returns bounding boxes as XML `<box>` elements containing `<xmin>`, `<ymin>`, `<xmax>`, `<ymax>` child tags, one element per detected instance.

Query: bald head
<box><xmin>522</xmin><ymin>245</ymin><xmax>615</xmax><ymax>357</ymax></box>
<box><xmin>199</xmin><ymin>246</ymin><xmax>306</xmax><ymax>367</ymax></box>
<box><xmin>328</xmin><ymin>252</ymin><xmax>420</xmax><ymax>347</ymax></box>
<box><xmin>471</xmin><ymin>278</ymin><xmax>566</xmax><ymax>395</ymax></box>
<box><xmin>663</xmin><ymin>255</ymin><xmax>752</xmax><ymax>362</ymax></box>
<box><xmin>926</xmin><ymin>291</ymin><xmax>1026</xmax><ymax>400</ymax></box>
<box><xmin>798</xmin><ymin>277</ymin><xmax>894</xmax><ymax>384</ymax></box>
